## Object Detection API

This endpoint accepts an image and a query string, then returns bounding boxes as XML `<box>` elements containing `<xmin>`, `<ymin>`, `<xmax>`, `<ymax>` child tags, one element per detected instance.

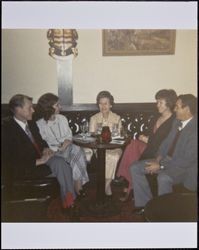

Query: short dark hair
<box><xmin>35</xmin><ymin>93</ymin><xmax>59</xmax><ymax>121</ymax></box>
<box><xmin>178</xmin><ymin>94</ymin><xmax>197</xmax><ymax>115</ymax></box>
<box><xmin>9</xmin><ymin>94</ymin><xmax>33</xmax><ymax>114</ymax></box>
<box><xmin>96</xmin><ymin>91</ymin><xmax>114</xmax><ymax>105</ymax></box>
<box><xmin>155</xmin><ymin>89</ymin><xmax>177</xmax><ymax>110</ymax></box>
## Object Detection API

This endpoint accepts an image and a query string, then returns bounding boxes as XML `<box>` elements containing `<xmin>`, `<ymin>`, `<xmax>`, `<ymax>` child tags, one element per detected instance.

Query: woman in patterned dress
<box><xmin>89</xmin><ymin>91</ymin><xmax>122</xmax><ymax>196</ymax></box>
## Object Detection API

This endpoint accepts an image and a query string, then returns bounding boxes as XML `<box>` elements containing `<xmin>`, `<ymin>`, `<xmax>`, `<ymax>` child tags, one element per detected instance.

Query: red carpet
<box><xmin>47</xmin><ymin>179</ymin><xmax>146</xmax><ymax>222</ymax></box>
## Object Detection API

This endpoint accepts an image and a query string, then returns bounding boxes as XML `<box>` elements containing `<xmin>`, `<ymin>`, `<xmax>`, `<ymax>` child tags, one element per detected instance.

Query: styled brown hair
<box><xmin>96</xmin><ymin>90</ymin><xmax>114</xmax><ymax>106</ymax></box>
<box><xmin>35</xmin><ymin>93</ymin><xmax>59</xmax><ymax>121</ymax></box>
<box><xmin>155</xmin><ymin>89</ymin><xmax>177</xmax><ymax>111</ymax></box>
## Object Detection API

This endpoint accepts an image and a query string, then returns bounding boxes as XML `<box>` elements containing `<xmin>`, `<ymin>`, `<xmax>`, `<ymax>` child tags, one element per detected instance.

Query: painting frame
<box><xmin>102</xmin><ymin>29</ymin><xmax>176</xmax><ymax>56</ymax></box>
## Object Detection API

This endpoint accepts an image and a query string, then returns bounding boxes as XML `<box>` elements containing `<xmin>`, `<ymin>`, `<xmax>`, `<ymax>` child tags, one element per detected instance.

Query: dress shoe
<box><xmin>119</xmin><ymin>191</ymin><xmax>130</xmax><ymax>202</ymax></box>
<box><xmin>119</xmin><ymin>189</ymin><xmax>134</xmax><ymax>202</ymax></box>
<box><xmin>112</xmin><ymin>176</ymin><xmax>126</xmax><ymax>186</ymax></box>
<box><xmin>79</xmin><ymin>189</ymin><xmax>86</xmax><ymax>197</ymax></box>
<box><xmin>132</xmin><ymin>207</ymin><xmax>145</xmax><ymax>215</ymax></box>
<box><xmin>105</xmin><ymin>194</ymin><xmax>113</xmax><ymax>201</ymax></box>
<box><xmin>76</xmin><ymin>189</ymin><xmax>87</xmax><ymax>200</ymax></box>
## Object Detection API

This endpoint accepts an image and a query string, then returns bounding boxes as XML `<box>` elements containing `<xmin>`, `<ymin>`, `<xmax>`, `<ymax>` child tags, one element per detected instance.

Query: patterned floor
<box><xmin>47</xmin><ymin>175</ymin><xmax>146</xmax><ymax>222</ymax></box>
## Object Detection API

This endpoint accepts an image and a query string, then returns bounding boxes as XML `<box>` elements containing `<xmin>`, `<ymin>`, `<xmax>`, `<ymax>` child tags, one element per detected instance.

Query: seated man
<box><xmin>130</xmin><ymin>94</ymin><xmax>197</xmax><ymax>214</ymax></box>
<box><xmin>2</xmin><ymin>94</ymin><xmax>79</xmax><ymax>220</ymax></box>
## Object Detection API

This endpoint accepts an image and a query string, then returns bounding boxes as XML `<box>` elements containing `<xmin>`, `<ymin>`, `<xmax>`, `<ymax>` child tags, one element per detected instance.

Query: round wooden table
<box><xmin>73</xmin><ymin>135</ymin><xmax>130</xmax><ymax>216</ymax></box>
<box><xmin>144</xmin><ymin>192</ymin><xmax>197</xmax><ymax>222</ymax></box>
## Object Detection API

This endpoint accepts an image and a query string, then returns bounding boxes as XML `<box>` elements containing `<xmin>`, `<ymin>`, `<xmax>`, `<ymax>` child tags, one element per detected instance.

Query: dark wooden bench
<box><xmin>2</xmin><ymin>103</ymin><xmax>157</xmax><ymax>137</ymax></box>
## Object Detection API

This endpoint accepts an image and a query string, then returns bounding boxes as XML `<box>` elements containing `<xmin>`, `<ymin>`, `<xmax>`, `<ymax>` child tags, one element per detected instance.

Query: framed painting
<box><xmin>102</xmin><ymin>29</ymin><xmax>176</xmax><ymax>56</ymax></box>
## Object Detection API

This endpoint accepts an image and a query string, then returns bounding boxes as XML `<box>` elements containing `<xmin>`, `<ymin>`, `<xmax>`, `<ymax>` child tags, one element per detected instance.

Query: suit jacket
<box><xmin>2</xmin><ymin>117</ymin><xmax>52</xmax><ymax>181</ymax></box>
<box><xmin>140</xmin><ymin>114</ymin><xmax>175</xmax><ymax>160</ymax></box>
<box><xmin>158</xmin><ymin>116</ymin><xmax>197</xmax><ymax>191</ymax></box>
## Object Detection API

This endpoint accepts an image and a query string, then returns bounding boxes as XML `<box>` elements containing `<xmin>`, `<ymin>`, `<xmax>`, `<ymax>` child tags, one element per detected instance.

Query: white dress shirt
<box><xmin>179</xmin><ymin>117</ymin><xmax>193</xmax><ymax>130</ymax></box>
<box><xmin>14</xmin><ymin>117</ymin><xmax>28</xmax><ymax>132</ymax></box>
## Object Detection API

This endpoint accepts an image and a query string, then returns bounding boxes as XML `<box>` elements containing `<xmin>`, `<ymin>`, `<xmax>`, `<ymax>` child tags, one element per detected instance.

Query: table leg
<box><xmin>96</xmin><ymin>148</ymin><xmax>106</xmax><ymax>205</ymax></box>
<box><xmin>78</xmin><ymin>146</ymin><xmax>121</xmax><ymax>217</ymax></box>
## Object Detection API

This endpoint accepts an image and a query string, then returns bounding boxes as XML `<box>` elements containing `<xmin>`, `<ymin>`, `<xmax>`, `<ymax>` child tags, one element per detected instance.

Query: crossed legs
<box><xmin>47</xmin><ymin>156</ymin><xmax>76</xmax><ymax>208</ymax></box>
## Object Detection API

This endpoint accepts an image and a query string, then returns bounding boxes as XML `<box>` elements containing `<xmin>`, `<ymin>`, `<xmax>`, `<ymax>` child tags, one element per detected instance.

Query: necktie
<box><xmin>167</xmin><ymin>122</ymin><xmax>182</xmax><ymax>157</ymax></box>
<box><xmin>25</xmin><ymin>124</ymin><xmax>34</xmax><ymax>143</ymax></box>
<box><xmin>25</xmin><ymin>124</ymin><xmax>42</xmax><ymax>157</ymax></box>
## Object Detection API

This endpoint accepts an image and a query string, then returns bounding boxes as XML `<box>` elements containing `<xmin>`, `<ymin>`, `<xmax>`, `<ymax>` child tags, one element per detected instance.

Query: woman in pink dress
<box><xmin>116</xmin><ymin>89</ymin><xmax>177</xmax><ymax>201</ymax></box>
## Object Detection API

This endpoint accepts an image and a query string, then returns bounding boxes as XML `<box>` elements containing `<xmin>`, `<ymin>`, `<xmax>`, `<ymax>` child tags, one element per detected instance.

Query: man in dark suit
<box><xmin>2</xmin><ymin>94</ymin><xmax>78</xmax><ymax>218</ymax></box>
<box><xmin>130</xmin><ymin>94</ymin><xmax>197</xmax><ymax>213</ymax></box>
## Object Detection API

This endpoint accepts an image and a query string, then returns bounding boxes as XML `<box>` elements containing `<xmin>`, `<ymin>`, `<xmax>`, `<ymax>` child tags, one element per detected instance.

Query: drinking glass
<box><xmin>111</xmin><ymin>123</ymin><xmax>119</xmax><ymax>137</ymax></box>
<box><xmin>120</xmin><ymin>125</ymin><xmax>128</xmax><ymax>138</ymax></box>
<box><xmin>80</xmin><ymin>121</ymin><xmax>89</xmax><ymax>139</ymax></box>
<box><xmin>96</xmin><ymin>123</ymin><xmax>103</xmax><ymax>135</ymax></box>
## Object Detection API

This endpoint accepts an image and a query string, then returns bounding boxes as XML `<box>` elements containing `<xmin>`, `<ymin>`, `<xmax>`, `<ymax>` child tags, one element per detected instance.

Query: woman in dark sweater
<box><xmin>116</xmin><ymin>89</ymin><xmax>177</xmax><ymax>201</ymax></box>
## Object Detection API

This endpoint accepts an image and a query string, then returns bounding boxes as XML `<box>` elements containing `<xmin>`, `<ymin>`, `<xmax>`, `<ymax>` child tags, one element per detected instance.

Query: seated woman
<box><xmin>35</xmin><ymin>93</ymin><xmax>89</xmax><ymax>197</ymax></box>
<box><xmin>89</xmin><ymin>90</ymin><xmax>122</xmax><ymax>196</ymax></box>
<box><xmin>116</xmin><ymin>89</ymin><xmax>177</xmax><ymax>201</ymax></box>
